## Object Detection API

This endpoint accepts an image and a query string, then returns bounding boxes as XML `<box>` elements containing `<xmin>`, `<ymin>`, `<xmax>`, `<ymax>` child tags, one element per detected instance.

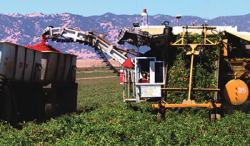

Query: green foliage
<box><xmin>0</xmin><ymin>76</ymin><xmax>250</xmax><ymax>145</ymax></box>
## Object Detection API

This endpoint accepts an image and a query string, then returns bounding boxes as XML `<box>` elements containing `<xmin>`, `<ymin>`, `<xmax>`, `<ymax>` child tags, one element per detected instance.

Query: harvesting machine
<box><xmin>41</xmin><ymin>11</ymin><xmax>250</xmax><ymax>122</ymax></box>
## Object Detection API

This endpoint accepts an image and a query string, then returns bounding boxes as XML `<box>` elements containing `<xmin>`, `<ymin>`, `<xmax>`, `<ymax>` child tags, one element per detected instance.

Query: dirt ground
<box><xmin>76</xmin><ymin>68</ymin><xmax>122</xmax><ymax>73</ymax></box>
<box><xmin>76</xmin><ymin>59</ymin><xmax>121</xmax><ymax>68</ymax></box>
<box><xmin>76</xmin><ymin>76</ymin><xmax>118</xmax><ymax>80</ymax></box>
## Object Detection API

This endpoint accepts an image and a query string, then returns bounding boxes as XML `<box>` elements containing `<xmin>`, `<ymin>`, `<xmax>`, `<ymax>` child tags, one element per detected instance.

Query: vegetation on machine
<box><xmin>166</xmin><ymin>34</ymin><xmax>219</xmax><ymax>104</ymax></box>
<box><xmin>0</xmin><ymin>73</ymin><xmax>249</xmax><ymax>145</ymax></box>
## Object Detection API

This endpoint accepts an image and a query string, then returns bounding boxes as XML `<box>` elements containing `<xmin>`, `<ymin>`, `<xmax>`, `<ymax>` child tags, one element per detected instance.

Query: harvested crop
<box><xmin>25</xmin><ymin>37</ymin><xmax>62</xmax><ymax>53</ymax></box>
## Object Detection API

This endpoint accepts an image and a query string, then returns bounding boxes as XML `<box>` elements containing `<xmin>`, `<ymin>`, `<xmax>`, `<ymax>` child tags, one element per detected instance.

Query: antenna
<box><xmin>176</xmin><ymin>15</ymin><xmax>181</xmax><ymax>26</ymax></box>
<box><xmin>205</xmin><ymin>20</ymin><xmax>208</xmax><ymax>26</ymax></box>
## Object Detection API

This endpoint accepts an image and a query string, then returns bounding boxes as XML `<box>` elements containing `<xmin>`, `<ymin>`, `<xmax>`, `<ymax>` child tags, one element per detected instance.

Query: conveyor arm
<box><xmin>42</xmin><ymin>26</ymin><xmax>132</xmax><ymax>65</ymax></box>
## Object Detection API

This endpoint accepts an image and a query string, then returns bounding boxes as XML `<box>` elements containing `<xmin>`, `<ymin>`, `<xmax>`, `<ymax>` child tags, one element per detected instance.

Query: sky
<box><xmin>1</xmin><ymin>0</ymin><xmax>250</xmax><ymax>19</ymax></box>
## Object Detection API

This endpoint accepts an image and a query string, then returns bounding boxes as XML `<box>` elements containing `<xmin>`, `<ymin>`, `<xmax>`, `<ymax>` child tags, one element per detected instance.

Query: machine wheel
<box><xmin>157</xmin><ymin>112</ymin><xmax>162</xmax><ymax>124</ymax></box>
<box><xmin>36</xmin><ymin>92</ymin><xmax>45</xmax><ymax>122</ymax></box>
<box><xmin>157</xmin><ymin>101</ymin><xmax>166</xmax><ymax>124</ymax></box>
<box><xmin>10</xmin><ymin>91</ymin><xmax>17</xmax><ymax>125</ymax></box>
<box><xmin>0</xmin><ymin>75</ymin><xmax>11</xmax><ymax>123</ymax></box>
<box><xmin>55</xmin><ymin>83</ymin><xmax>78</xmax><ymax>115</ymax></box>
<box><xmin>210</xmin><ymin>114</ymin><xmax>221</xmax><ymax>122</ymax></box>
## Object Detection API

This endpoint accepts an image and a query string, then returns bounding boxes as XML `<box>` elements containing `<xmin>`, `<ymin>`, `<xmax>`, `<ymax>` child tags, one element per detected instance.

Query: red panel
<box><xmin>122</xmin><ymin>58</ymin><xmax>133</xmax><ymax>68</ymax></box>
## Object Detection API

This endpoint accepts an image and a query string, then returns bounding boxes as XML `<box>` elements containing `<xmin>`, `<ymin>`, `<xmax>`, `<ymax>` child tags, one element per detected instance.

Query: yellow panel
<box><xmin>226</xmin><ymin>31</ymin><xmax>250</xmax><ymax>43</ymax></box>
<box><xmin>140</xmin><ymin>28</ymin><xmax>165</xmax><ymax>35</ymax></box>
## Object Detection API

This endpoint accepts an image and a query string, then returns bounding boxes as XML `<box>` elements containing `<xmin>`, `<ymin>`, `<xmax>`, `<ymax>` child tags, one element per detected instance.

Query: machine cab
<box><xmin>135</xmin><ymin>57</ymin><xmax>165</xmax><ymax>85</ymax></box>
<box><xmin>134</xmin><ymin>57</ymin><xmax>165</xmax><ymax>102</ymax></box>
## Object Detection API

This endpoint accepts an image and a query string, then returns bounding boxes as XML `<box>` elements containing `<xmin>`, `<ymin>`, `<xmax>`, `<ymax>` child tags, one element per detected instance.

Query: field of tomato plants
<box><xmin>0</xmin><ymin>72</ymin><xmax>250</xmax><ymax>145</ymax></box>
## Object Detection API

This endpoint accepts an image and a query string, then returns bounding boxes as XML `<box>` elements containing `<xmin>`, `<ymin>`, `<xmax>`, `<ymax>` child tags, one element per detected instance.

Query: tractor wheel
<box><xmin>55</xmin><ymin>83</ymin><xmax>78</xmax><ymax>115</ymax></box>
<box><xmin>210</xmin><ymin>107</ymin><xmax>222</xmax><ymax>122</ymax></box>
<box><xmin>210</xmin><ymin>114</ymin><xmax>221</xmax><ymax>122</ymax></box>
<box><xmin>10</xmin><ymin>90</ymin><xmax>17</xmax><ymax>125</ymax></box>
<box><xmin>157</xmin><ymin>112</ymin><xmax>162</xmax><ymax>124</ymax></box>
<box><xmin>36</xmin><ymin>92</ymin><xmax>45</xmax><ymax>122</ymax></box>
<box><xmin>0</xmin><ymin>76</ymin><xmax>11</xmax><ymax>123</ymax></box>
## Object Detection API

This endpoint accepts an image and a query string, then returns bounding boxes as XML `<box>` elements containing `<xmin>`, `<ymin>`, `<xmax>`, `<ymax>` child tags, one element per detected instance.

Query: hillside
<box><xmin>1</xmin><ymin>12</ymin><xmax>250</xmax><ymax>66</ymax></box>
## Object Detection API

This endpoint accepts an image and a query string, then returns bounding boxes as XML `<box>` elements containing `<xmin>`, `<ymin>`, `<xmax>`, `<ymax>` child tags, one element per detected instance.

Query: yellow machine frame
<box><xmin>152</xmin><ymin>26</ymin><xmax>222</xmax><ymax>110</ymax></box>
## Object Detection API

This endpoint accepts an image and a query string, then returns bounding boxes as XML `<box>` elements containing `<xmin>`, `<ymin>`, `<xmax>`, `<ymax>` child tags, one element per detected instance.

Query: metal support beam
<box><xmin>161</xmin><ymin>88</ymin><xmax>220</xmax><ymax>91</ymax></box>
<box><xmin>152</xmin><ymin>102</ymin><xmax>221</xmax><ymax>109</ymax></box>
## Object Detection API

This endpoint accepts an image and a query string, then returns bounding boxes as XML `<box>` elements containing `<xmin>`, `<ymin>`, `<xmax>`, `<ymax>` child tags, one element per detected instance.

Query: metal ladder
<box><xmin>95</xmin><ymin>48</ymin><xmax>120</xmax><ymax>76</ymax></box>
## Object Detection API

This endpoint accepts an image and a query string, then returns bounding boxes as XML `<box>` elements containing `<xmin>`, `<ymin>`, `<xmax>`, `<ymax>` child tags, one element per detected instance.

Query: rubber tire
<box><xmin>0</xmin><ymin>83</ymin><xmax>11</xmax><ymax>123</ymax></box>
<box><xmin>36</xmin><ymin>93</ymin><xmax>45</xmax><ymax>122</ymax></box>
<box><xmin>10</xmin><ymin>91</ymin><xmax>17</xmax><ymax>125</ymax></box>
<box><xmin>55</xmin><ymin>83</ymin><xmax>78</xmax><ymax>115</ymax></box>
<box><xmin>210</xmin><ymin>114</ymin><xmax>221</xmax><ymax>122</ymax></box>
<box><xmin>0</xmin><ymin>75</ymin><xmax>17</xmax><ymax>125</ymax></box>
<box><xmin>157</xmin><ymin>112</ymin><xmax>162</xmax><ymax>124</ymax></box>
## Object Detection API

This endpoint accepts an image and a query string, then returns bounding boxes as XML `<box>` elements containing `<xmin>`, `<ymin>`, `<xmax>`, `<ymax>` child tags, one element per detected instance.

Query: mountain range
<box><xmin>1</xmin><ymin>12</ymin><xmax>250</xmax><ymax>67</ymax></box>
